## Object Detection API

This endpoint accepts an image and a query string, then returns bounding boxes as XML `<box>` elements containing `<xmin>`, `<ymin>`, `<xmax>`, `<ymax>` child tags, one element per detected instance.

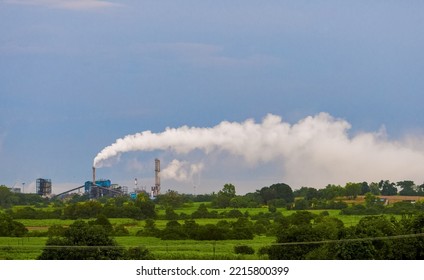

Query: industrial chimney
<box><xmin>154</xmin><ymin>158</ymin><xmax>160</xmax><ymax>196</ymax></box>
<box><xmin>92</xmin><ymin>166</ymin><xmax>96</xmax><ymax>186</ymax></box>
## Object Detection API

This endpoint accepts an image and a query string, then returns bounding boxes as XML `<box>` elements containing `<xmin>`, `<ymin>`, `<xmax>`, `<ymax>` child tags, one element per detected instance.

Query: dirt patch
<box><xmin>26</xmin><ymin>227</ymin><xmax>48</xmax><ymax>231</ymax></box>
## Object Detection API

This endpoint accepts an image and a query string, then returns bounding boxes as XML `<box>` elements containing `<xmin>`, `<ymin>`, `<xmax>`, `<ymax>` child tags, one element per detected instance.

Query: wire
<box><xmin>1</xmin><ymin>232</ymin><xmax>424</xmax><ymax>249</ymax></box>
<box><xmin>271</xmin><ymin>232</ymin><xmax>424</xmax><ymax>246</ymax></box>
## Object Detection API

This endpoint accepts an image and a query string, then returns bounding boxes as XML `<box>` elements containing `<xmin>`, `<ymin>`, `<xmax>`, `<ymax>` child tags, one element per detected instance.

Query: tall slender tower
<box><xmin>154</xmin><ymin>158</ymin><xmax>160</xmax><ymax>196</ymax></box>
<box><xmin>92</xmin><ymin>166</ymin><xmax>96</xmax><ymax>186</ymax></box>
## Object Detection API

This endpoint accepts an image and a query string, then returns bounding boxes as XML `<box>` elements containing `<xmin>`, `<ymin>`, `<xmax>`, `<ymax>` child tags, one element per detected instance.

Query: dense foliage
<box><xmin>0</xmin><ymin>213</ymin><xmax>28</xmax><ymax>237</ymax></box>
<box><xmin>138</xmin><ymin>217</ymin><xmax>254</xmax><ymax>241</ymax></box>
<box><xmin>267</xmin><ymin>212</ymin><xmax>424</xmax><ymax>260</ymax></box>
<box><xmin>3</xmin><ymin>180</ymin><xmax>424</xmax><ymax>260</ymax></box>
<box><xmin>0</xmin><ymin>186</ymin><xmax>47</xmax><ymax>208</ymax></box>
<box><xmin>38</xmin><ymin>217</ymin><xmax>153</xmax><ymax>260</ymax></box>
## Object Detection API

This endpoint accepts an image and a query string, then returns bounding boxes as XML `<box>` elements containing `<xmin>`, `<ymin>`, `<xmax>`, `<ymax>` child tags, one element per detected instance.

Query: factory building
<box><xmin>36</xmin><ymin>178</ymin><xmax>52</xmax><ymax>197</ymax></box>
<box><xmin>52</xmin><ymin>159</ymin><xmax>160</xmax><ymax>200</ymax></box>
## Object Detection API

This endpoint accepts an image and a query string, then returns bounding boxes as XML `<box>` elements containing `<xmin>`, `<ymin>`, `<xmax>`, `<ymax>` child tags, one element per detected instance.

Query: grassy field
<box><xmin>0</xmin><ymin>237</ymin><xmax>48</xmax><ymax>260</ymax></box>
<box><xmin>0</xmin><ymin>235</ymin><xmax>273</xmax><ymax>260</ymax></box>
<box><xmin>116</xmin><ymin>235</ymin><xmax>273</xmax><ymax>260</ymax></box>
<box><xmin>1</xmin><ymin>204</ymin><xmax>406</xmax><ymax>260</ymax></box>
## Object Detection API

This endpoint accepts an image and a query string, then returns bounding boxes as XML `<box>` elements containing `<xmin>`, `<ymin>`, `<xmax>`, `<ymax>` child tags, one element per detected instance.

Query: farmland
<box><xmin>1</xmin><ymin>182</ymin><xmax>424</xmax><ymax>260</ymax></box>
<box><xmin>0</xmin><ymin>207</ymin><xmax>404</xmax><ymax>260</ymax></box>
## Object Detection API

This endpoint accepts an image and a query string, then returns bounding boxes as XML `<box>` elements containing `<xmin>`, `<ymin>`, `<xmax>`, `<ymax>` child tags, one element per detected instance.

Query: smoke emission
<box><xmin>93</xmin><ymin>113</ymin><xmax>424</xmax><ymax>187</ymax></box>
<box><xmin>161</xmin><ymin>159</ymin><xmax>204</xmax><ymax>182</ymax></box>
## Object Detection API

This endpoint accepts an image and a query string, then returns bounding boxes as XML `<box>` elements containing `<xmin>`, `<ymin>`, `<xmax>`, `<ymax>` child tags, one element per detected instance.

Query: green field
<box><xmin>0</xmin><ymin>205</ymin><xmax>406</xmax><ymax>260</ymax></box>
<box><xmin>0</xmin><ymin>235</ymin><xmax>274</xmax><ymax>260</ymax></box>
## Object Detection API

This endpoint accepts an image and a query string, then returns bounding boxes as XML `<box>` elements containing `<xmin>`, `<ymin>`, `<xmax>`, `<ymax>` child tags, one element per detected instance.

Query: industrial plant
<box><xmin>36</xmin><ymin>178</ymin><xmax>52</xmax><ymax>197</ymax></box>
<box><xmin>52</xmin><ymin>159</ymin><xmax>161</xmax><ymax>200</ymax></box>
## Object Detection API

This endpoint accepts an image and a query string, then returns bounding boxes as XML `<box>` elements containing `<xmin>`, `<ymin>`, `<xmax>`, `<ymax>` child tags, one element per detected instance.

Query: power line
<box><xmin>271</xmin><ymin>232</ymin><xmax>424</xmax><ymax>246</ymax></box>
<box><xmin>1</xmin><ymin>232</ymin><xmax>424</xmax><ymax>249</ymax></box>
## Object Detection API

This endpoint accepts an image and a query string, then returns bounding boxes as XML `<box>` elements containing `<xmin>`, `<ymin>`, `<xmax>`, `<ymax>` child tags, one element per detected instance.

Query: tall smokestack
<box><xmin>154</xmin><ymin>158</ymin><xmax>160</xmax><ymax>196</ymax></box>
<box><xmin>92</xmin><ymin>166</ymin><xmax>96</xmax><ymax>186</ymax></box>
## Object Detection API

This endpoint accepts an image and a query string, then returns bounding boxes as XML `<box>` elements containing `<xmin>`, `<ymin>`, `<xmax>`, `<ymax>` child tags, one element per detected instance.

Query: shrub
<box><xmin>0</xmin><ymin>213</ymin><xmax>28</xmax><ymax>237</ymax></box>
<box><xmin>125</xmin><ymin>246</ymin><xmax>154</xmax><ymax>260</ymax></box>
<box><xmin>38</xmin><ymin>220</ymin><xmax>125</xmax><ymax>260</ymax></box>
<box><xmin>113</xmin><ymin>224</ymin><xmax>130</xmax><ymax>236</ymax></box>
<box><xmin>234</xmin><ymin>245</ymin><xmax>255</xmax><ymax>255</ymax></box>
<box><xmin>226</xmin><ymin>209</ymin><xmax>243</xmax><ymax>218</ymax></box>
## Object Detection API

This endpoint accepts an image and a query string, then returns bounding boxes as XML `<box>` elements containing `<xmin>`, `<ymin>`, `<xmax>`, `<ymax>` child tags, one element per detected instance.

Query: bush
<box><xmin>234</xmin><ymin>245</ymin><xmax>255</xmax><ymax>255</ymax></box>
<box><xmin>38</xmin><ymin>220</ymin><xmax>125</xmax><ymax>260</ymax></box>
<box><xmin>125</xmin><ymin>246</ymin><xmax>155</xmax><ymax>260</ymax></box>
<box><xmin>113</xmin><ymin>224</ymin><xmax>130</xmax><ymax>236</ymax></box>
<box><xmin>257</xmin><ymin>246</ymin><xmax>270</xmax><ymax>257</ymax></box>
<box><xmin>0</xmin><ymin>213</ymin><xmax>28</xmax><ymax>237</ymax></box>
<box><xmin>47</xmin><ymin>225</ymin><xmax>66</xmax><ymax>237</ymax></box>
<box><xmin>226</xmin><ymin>209</ymin><xmax>243</xmax><ymax>218</ymax></box>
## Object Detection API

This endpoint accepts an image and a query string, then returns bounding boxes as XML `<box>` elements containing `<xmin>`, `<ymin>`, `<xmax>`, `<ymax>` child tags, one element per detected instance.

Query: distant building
<box><xmin>8</xmin><ymin>187</ymin><xmax>21</xmax><ymax>193</ymax></box>
<box><xmin>36</xmin><ymin>178</ymin><xmax>52</xmax><ymax>197</ymax></box>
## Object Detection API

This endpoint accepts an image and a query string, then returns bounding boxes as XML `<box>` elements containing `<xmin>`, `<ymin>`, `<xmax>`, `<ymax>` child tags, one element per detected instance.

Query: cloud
<box><xmin>93</xmin><ymin>113</ymin><xmax>424</xmax><ymax>188</ymax></box>
<box><xmin>162</xmin><ymin>159</ymin><xmax>204</xmax><ymax>182</ymax></box>
<box><xmin>4</xmin><ymin>0</ymin><xmax>121</xmax><ymax>10</ymax></box>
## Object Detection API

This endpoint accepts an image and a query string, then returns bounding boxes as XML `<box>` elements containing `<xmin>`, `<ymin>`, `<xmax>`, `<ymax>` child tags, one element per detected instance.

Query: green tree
<box><xmin>417</xmin><ymin>184</ymin><xmax>424</xmax><ymax>196</ymax></box>
<box><xmin>364</xmin><ymin>192</ymin><xmax>377</xmax><ymax>207</ymax></box>
<box><xmin>320</xmin><ymin>184</ymin><xmax>345</xmax><ymax>200</ymax></box>
<box><xmin>0</xmin><ymin>213</ymin><xmax>28</xmax><ymax>237</ymax></box>
<box><xmin>182</xmin><ymin>220</ymin><xmax>200</xmax><ymax>239</ymax></box>
<box><xmin>230</xmin><ymin>217</ymin><xmax>254</xmax><ymax>239</ymax></box>
<box><xmin>212</xmin><ymin>184</ymin><xmax>236</xmax><ymax>208</ymax></box>
<box><xmin>135</xmin><ymin>193</ymin><xmax>156</xmax><ymax>219</ymax></box>
<box><xmin>156</xmin><ymin>190</ymin><xmax>184</xmax><ymax>209</ymax></box>
<box><xmin>334</xmin><ymin>215</ymin><xmax>424</xmax><ymax>260</ymax></box>
<box><xmin>379</xmin><ymin>180</ymin><xmax>398</xmax><ymax>196</ymax></box>
<box><xmin>369</xmin><ymin>182</ymin><xmax>381</xmax><ymax>195</ymax></box>
<box><xmin>38</xmin><ymin>220</ymin><xmax>124</xmax><ymax>260</ymax></box>
<box><xmin>344</xmin><ymin>182</ymin><xmax>362</xmax><ymax>200</ymax></box>
<box><xmin>259</xmin><ymin>183</ymin><xmax>294</xmax><ymax>204</ymax></box>
<box><xmin>0</xmin><ymin>186</ymin><xmax>13</xmax><ymax>208</ymax></box>
<box><xmin>47</xmin><ymin>225</ymin><xmax>66</xmax><ymax>237</ymax></box>
<box><xmin>89</xmin><ymin>214</ymin><xmax>113</xmax><ymax>233</ymax></box>
<box><xmin>164</xmin><ymin>207</ymin><xmax>179</xmax><ymax>220</ymax></box>
<box><xmin>397</xmin><ymin>180</ymin><xmax>417</xmax><ymax>196</ymax></box>
<box><xmin>124</xmin><ymin>246</ymin><xmax>154</xmax><ymax>260</ymax></box>
<box><xmin>161</xmin><ymin>221</ymin><xmax>187</xmax><ymax>240</ymax></box>
<box><xmin>191</xmin><ymin>203</ymin><xmax>210</xmax><ymax>218</ymax></box>
<box><xmin>138</xmin><ymin>219</ymin><xmax>159</xmax><ymax>237</ymax></box>
<box><xmin>360</xmin><ymin>182</ymin><xmax>371</xmax><ymax>195</ymax></box>
<box><xmin>268</xmin><ymin>223</ymin><xmax>321</xmax><ymax>260</ymax></box>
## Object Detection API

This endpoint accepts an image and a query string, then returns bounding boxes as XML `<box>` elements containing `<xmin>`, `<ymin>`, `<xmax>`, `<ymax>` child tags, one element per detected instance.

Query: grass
<box><xmin>0</xmin><ymin>235</ymin><xmax>273</xmax><ymax>260</ymax></box>
<box><xmin>0</xmin><ymin>237</ymin><xmax>47</xmax><ymax>260</ymax></box>
<box><xmin>2</xmin><ymin>203</ymin><xmax>407</xmax><ymax>260</ymax></box>
<box><xmin>115</xmin><ymin>235</ymin><xmax>273</xmax><ymax>260</ymax></box>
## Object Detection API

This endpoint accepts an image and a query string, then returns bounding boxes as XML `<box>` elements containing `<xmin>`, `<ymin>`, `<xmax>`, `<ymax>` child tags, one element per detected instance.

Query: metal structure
<box><xmin>36</xmin><ymin>178</ymin><xmax>52</xmax><ymax>197</ymax></box>
<box><xmin>92</xmin><ymin>166</ymin><xmax>96</xmax><ymax>186</ymax></box>
<box><xmin>53</xmin><ymin>160</ymin><xmax>161</xmax><ymax>200</ymax></box>
<box><xmin>151</xmin><ymin>158</ymin><xmax>161</xmax><ymax>197</ymax></box>
<box><xmin>52</xmin><ymin>167</ymin><xmax>123</xmax><ymax>199</ymax></box>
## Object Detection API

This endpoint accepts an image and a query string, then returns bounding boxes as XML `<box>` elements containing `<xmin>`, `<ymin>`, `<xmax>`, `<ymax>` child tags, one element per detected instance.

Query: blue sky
<box><xmin>1</xmin><ymin>1</ymin><xmax>424</xmax><ymax>194</ymax></box>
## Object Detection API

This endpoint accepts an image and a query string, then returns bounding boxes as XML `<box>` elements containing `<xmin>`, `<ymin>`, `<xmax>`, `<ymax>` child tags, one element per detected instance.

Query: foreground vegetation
<box><xmin>1</xmin><ymin>180</ymin><xmax>424</xmax><ymax>260</ymax></box>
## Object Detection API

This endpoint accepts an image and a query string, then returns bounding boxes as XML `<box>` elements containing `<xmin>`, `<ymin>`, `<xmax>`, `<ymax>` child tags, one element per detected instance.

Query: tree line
<box><xmin>3</xmin><ymin>179</ymin><xmax>424</xmax><ymax>220</ymax></box>
<box><xmin>38</xmin><ymin>216</ymin><xmax>153</xmax><ymax>260</ymax></box>
<box><xmin>266</xmin><ymin>211</ymin><xmax>424</xmax><ymax>260</ymax></box>
<box><xmin>32</xmin><ymin>211</ymin><xmax>424</xmax><ymax>259</ymax></box>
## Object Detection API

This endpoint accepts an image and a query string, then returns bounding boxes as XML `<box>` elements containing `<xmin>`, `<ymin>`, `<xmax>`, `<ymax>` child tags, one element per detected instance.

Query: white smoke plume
<box><xmin>93</xmin><ymin>113</ymin><xmax>424</xmax><ymax>187</ymax></box>
<box><xmin>162</xmin><ymin>160</ymin><xmax>204</xmax><ymax>182</ymax></box>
